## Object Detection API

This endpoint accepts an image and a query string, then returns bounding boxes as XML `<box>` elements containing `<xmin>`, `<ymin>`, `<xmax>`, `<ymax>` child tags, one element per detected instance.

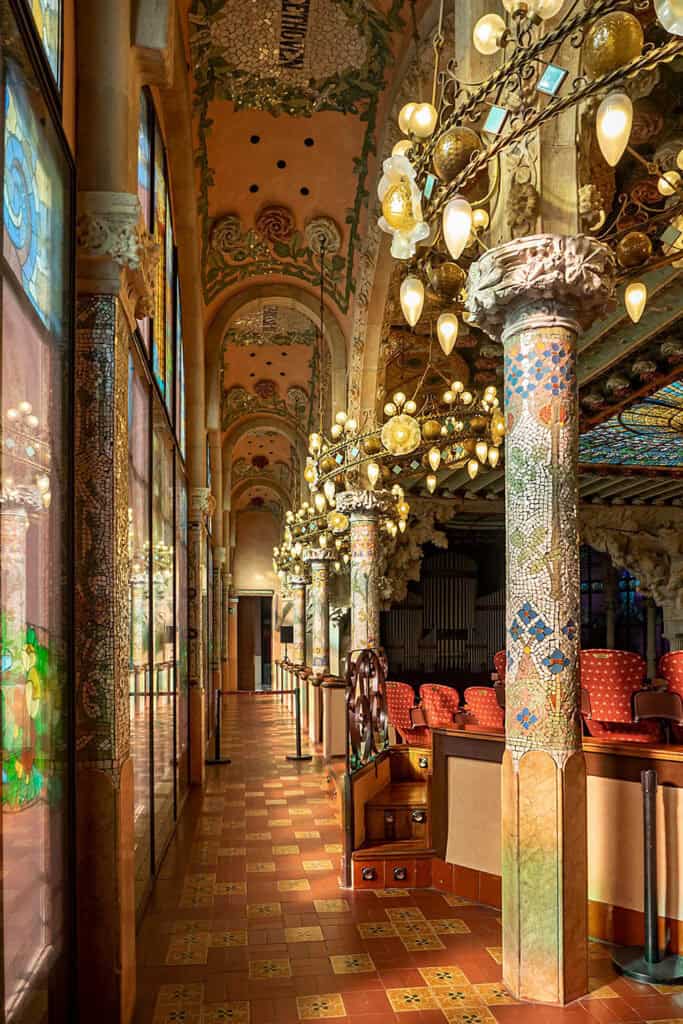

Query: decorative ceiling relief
<box><xmin>190</xmin><ymin>0</ymin><xmax>404</xmax><ymax>311</ymax></box>
<box><xmin>222</xmin><ymin>384</ymin><xmax>305</xmax><ymax>432</ymax></box>
<box><xmin>225</xmin><ymin>304</ymin><xmax>317</xmax><ymax>347</ymax></box>
<box><xmin>206</xmin><ymin>210</ymin><xmax>348</xmax><ymax>306</ymax></box>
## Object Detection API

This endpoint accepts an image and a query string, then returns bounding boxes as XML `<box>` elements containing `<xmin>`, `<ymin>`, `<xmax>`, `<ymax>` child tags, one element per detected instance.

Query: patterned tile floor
<box><xmin>134</xmin><ymin>697</ymin><xmax>683</xmax><ymax>1023</ymax></box>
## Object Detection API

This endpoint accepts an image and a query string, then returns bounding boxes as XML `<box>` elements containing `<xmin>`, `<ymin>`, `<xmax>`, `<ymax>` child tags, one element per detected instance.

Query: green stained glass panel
<box><xmin>30</xmin><ymin>0</ymin><xmax>61</xmax><ymax>82</ymax></box>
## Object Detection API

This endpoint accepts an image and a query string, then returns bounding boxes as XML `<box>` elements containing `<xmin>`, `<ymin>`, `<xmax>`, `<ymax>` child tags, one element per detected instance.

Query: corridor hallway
<box><xmin>133</xmin><ymin>699</ymin><xmax>683</xmax><ymax>1024</ymax></box>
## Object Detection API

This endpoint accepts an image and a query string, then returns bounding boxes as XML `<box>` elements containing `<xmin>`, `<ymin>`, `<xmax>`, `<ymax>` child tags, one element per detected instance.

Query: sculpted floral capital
<box><xmin>335</xmin><ymin>489</ymin><xmax>394</xmax><ymax>518</ymax></box>
<box><xmin>305</xmin><ymin>548</ymin><xmax>335</xmax><ymax>564</ymax></box>
<box><xmin>466</xmin><ymin>234</ymin><xmax>616</xmax><ymax>341</ymax></box>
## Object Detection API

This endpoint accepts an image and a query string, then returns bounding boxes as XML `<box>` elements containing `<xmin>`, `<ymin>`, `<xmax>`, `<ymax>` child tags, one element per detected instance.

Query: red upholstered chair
<box><xmin>493</xmin><ymin>650</ymin><xmax>506</xmax><ymax>683</ymax></box>
<box><xmin>420</xmin><ymin>684</ymin><xmax>460</xmax><ymax>729</ymax></box>
<box><xmin>464</xmin><ymin>686</ymin><xmax>504</xmax><ymax>732</ymax></box>
<box><xmin>659</xmin><ymin>652</ymin><xmax>683</xmax><ymax>741</ymax></box>
<box><xmin>386</xmin><ymin>681</ymin><xmax>431</xmax><ymax>746</ymax></box>
<box><xmin>580</xmin><ymin>649</ymin><xmax>662</xmax><ymax>743</ymax></box>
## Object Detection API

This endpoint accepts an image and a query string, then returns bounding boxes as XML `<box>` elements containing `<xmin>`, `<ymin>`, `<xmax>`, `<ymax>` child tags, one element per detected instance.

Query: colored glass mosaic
<box><xmin>579</xmin><ymin>381</ymin><xmax>683</xmax><ymax>468</ymax></box>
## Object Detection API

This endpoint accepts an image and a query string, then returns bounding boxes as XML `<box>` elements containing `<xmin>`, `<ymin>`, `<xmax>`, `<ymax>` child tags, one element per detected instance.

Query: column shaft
<box><xmin>188</xmin><ymin>488</ymin><xmax>210</xmax><ymax>784</ymax></box>
<box><xmin>337</xmin><ymin>491</ymin><xmax>392</xmax><ymax>653</ymax></box>
<box><xmin>468</xmin><ymin>234</ymin><xmax>616</xmax><ymax>1006</ymax></box>
<box><xmin>228</xmin><ymin>596</ymin><xmax>239</xmax><ymax>690</ymax></box>
<box><xmin>291</xmin><ymin>578</ymin><xmax>307</xmax><ymax>665</ymax></box>
<box><xmin>308</xmin><ymin>552</ymin><xmax>332</xmax><ymax>677</ymax></box>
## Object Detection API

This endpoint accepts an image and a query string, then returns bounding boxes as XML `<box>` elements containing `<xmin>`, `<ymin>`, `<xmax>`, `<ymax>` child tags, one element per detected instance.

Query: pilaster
<box><xmin>336</xmin><ymin>490</ymin><xmax>392</xmax><ymax>651</ymax></box>
<box><xmin>467</xmin><ymin>234</ymin><xmax>616</xmax><ymax>1005</ymax></box>
<box><xmin>189</xmin><ymin>487</ymin><xmax>210</xmax><ymax>785</ymax></box>
<box><xmin>305</xmin><ymin>548</ymin><xmax>333</xmax><ymax>678</ymax></box>
<box><xmin>290</xmin><ymin>575</ymin><xmax>307</xmax><ymax>666</ymax></box>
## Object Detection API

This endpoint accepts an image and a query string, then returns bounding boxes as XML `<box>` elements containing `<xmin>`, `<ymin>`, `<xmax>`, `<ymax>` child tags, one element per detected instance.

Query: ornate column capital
<box><xmin>190</xmin><ymin>486</ymin><xmax>212</xmax><ymax>523</ymax></box>
<box><xmin>336</xmin><ymin>489</ymin><xmax>393</xmax><ymax>518</ymax></box>
<box><xmin>214</xmin><ymin>545</ymin><xmax>227</xmax><ymax>567</ymax></box>
<box><xmin>289</xmin><ymin>575</ymin><xmax>307</xmax><ymax>589</ymax></box>
<box><xmin>77</xmin><ymin>191</ymin><xmax>160</xmax><ymax>321</ymax></box>
<box><xmin>466</xmin><ymin>234</ymin><xmax>616</xmax><ymax>341</ymax></box>
<box><xmin>305</xmin><ymin>548</ymin><xmax>335</xmax><ymax>564</ymax></box>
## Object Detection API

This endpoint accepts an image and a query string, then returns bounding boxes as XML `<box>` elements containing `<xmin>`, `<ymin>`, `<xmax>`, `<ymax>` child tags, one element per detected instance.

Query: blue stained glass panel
<box><xmin>30</xmin><ymin>0</ymin><xmax>61</xmax><ymax>82</ymax></box>
<box><xmin>579</xmin><ymin>381</ymin><xmax>683</xmax><ymax>468</ymax></box>
<box><xmin>3</xmin><ymin>64</ymin><xmax>65</xmax><ymax>333</ymax></box>
<box><xmin>138</xmin><ymin>92</ymin><xmax>152</xmax><ymax>230</ymax></box>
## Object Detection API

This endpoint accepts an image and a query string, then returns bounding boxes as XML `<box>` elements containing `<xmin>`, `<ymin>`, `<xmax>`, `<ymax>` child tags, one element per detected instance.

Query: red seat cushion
<box><xmin>386</xmin><ymin>681</ymin><xmax>431</xmax><ymax>746</ymax></box>
<box><xmin>493</xmin><ymin>650</ymin><xmax>506</xmax><ymax>683</ymax></box>
<box><xmin>660</xmin><ymin>652</ymin><xmax>683</xmax><ymax>699</ymax></box>
<box><xmin>585</xmin><ymin>719</ymin><xmax>662</xmax><ymax>743</ymax></box>
<box><xmin>464</xmin><ymin>686</ymin><xmax>504</xmax><ymax>731</ymax></box>
<box><xmin>420</xmin><ymin>684</ymin><xmax>459</xmax><ymax>729</ymax></box>
<box><xmin>581</xmin><ymin>649</ymin><xmax>661</xmax><ymax>742</ymax></box>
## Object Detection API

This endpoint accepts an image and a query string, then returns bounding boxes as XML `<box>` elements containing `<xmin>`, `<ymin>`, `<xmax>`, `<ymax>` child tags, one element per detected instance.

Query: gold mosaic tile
<box><xmin>314</xmin><ymin>818</ymin><xmax>338</xmax><ymax>826</ymax></box>
<box><xmin>180</xmin><ymin>874</ymin><xmax>216</xmax><ymax>908</ymax></box>
<box><xmin>289</xmin><ymin>807</ymin><xmax>313</xmax><ymax>816</ymax></box>
<box><xmin>294</xmin><ymin>831</ymin><xmax>320</xmax><ymax>839</ymax></box>
<box><xmin>247</xmin><ymin>902</ymin><xmax>282</xmax><ymax>918</ymax></box>
<box><xmin>302</xmin><ymin>860</ymin><xmax>333</xmax><ymax>872</ymax></box>
<box><xmin>248</xmin><ymin>958</ymin><xmax>292</xmax><ymax>979</ymax></box>
<box><xmin>485</xmin><ymin>947</ymin><xmax>503</xmax><ymax>964</ymax></box>
<box><xmin>419</xmin><ymin>966</ymin><xmax>470</xmax><ymax>988</ymax></box>
<box><xmin>330</xmin><ymin>953</ymin><xmax>375</xmax><ymax>974</ymax></box>
<box><xmin>296</xmin><ymin>993</ymin><xmax>346</xmax><ymax>1020</ymax></box>
<box><xmin>245</xmin><ymin>833</ymin><xmax>271</xmax><ymax>841</ymax></box>
<box><xmin>278</xmin><ymin>878</ymin><xmax>311</xmax><ymax>892</ymax></box>
<box><xmin>431</xmin><ymin>918</ymin><xmax>471</xmax><ymax>934</ymax></box>
<box><xmin>265</xmin><ymin>799</ymin><xmax>286</xmax><ymax>805</ymax></box>
<box><xmin>208</xmin><ymin>930</ymin><xmax>248</xmax><ymax>948</ymax></box>
<box><xmin>246</xmin><ymin>862</ymin><xmax>276</xmax><ymax>873</ymax></box>
<box><xmin>283</xmin><ymin>789</ymin><xmax>305</xmax><ymax>796</ymax></box>
<box><xmin>357</xmin><ymin>921</ymin><xmax>397</xmax><ymax>939</ymax></box>
<box><xmin>473</xmin><ymin>983</ymin><xmax>517</xmax><ymax>1005</ymax></box>
<box><xmin>214</xmin><ymin>881</ymin><xmax>246</xmax><ymax>896</ymax></box>
<box><xmin>156</xmin><ymin>983</ymin><xmax>204</xmax><ymax>1007</ymax></box>
<box><xmin>375</xmin><ymin>888</ymin><xmax>409</xmax><ymax>898</ymax></box>
<box><xmin>586</xmin><ymin>983</ymin><xmax>619</xmax><ymax>999</ymax></box>
<box><xmin>218</xmin><ymin>847</ymin><xmax>246</xmax><ymax>857</ymax></box>
<box><xmin>386</xmin><ymin>907</ymin><xmax>426</xmax><ymax>922</ymax></box>
<box><xmin>245</xmin><ymin>809</ymin><xmax>268</xmax><ymax>817</ymax></box>
<box><xmin>433</xmin><ymin>986</ymin><xmax>483</xmax><ymax>1009</ymax></box>
<box><xmin>387</xmin><ymin>987</ymin><xmax>439</xmax><ymax>1012</ymax></box>
<box><xmin>269</xmin><ymin>818</ymin><xmax>291</xmax><ymax>826</ymax></box>
<box><xmin>272</xmin><ymin>845</ymin><xmax>300</xmax><ymax>855</ymax></box>
<box><xmin>442</xmin><ymin>894</ymin><xmax>474</xmax><ymax>907</ymax></box>
<box><xmin>324</xmin><ymin>844</ymin><xmax>343</xmax><ymax>854</ymax></box>
<box><xmin>201</xmin><ymin>1002</ymin><xmax>250</xmax><ymax>1023</ymax></box>
<box><xmin>285</xmin><ymin>926</ymin><xmax>324</xmax><ymax>943</ymax></box>
<box><xmin>314</xmin><ymin>899</ymin><xmax>349</xmax><ymax>913</ymax></box>
<box><xmin>441</xmin><ymin>1011</ymin><xmax>496</xmax><ymax>1024</ymax></box>
<box><xmin>166</xmin><ymin>934</ymin><xmax>210</xmax><ymax>966</ymax></box>
<box><xmin>171</xmin><ymin>920</ymin><xmax>208</xmax><ymax>935</ymax></box>
<box><xmin>401</xmin><ymin>932</ymin><xmax>446</xmax><ymax>952</ymax></box>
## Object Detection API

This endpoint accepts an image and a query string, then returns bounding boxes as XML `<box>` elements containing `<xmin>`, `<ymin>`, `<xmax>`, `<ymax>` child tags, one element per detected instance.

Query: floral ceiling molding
<box><xmin>224</xmin><ymin>303</ymin><xmax>317</xmax><ymax>349</ymax></box>
<box><xmin>207</xmin><ymin>210</ymin><xmax>347</xmax><ymax>307</ymax></box>
<box><xmin>190</xmin><ymin>0</ymin><xmax>404</xmax><ymax>311</ymax></box>
<box><xmin>222</xmin><ymin>383</ymin><xmax>310</xmax><ymax>432</ymax></box>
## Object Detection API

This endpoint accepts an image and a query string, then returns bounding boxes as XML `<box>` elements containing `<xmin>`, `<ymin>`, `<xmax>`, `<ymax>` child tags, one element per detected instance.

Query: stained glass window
<box><xmin>165</xmin><ymin>193</ymin><xmax>174</xmax><ymax>405</ymax></box>
<box><xmin>579</xmin><ymin>381</ymin><xmax>683</xmax><ymax>469</ymax></box>
<box><xmin>29</xmin><ymin>0</ymin><xmax>61</xmax><ymax>82</ymax></box>
<box><xmin>176</xmin><ymin>278</ymin><xmax>186</xmax><ymax>457</ymax></box>
<box><xmin>3</xmin><ymin>62</ymin><xmax>65</xmax><ymax>333</ymax></box>
<box><xmin>1</xmin><ymin>3</ymin><xmax>72</xmax><ymax>1015</ymax></box>
<box><xmin>153</xmin><ymin>123</ymin><xmax>167</xmax><ymax>396</ymax></box>
<box><xmin>137</xmin><ymin>91</ymin><xmax>152</xmax><ymax>231</ymax></box>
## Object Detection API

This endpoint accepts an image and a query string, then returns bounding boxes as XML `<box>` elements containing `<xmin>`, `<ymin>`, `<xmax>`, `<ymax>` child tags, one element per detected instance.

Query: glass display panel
<box><xmin>164</xmin><ymin>197</ymin><xmax>174</xmax><ymax>411</ymax></box>
<box><xmin>176</xmin><ymin>466</ymin><xmax>189</xmax><ymax>804</ymax></box>
<box><xmin>0</xmin><ymin>6</ymin><xmax>72</xmax><ymax>1017</ymax></box>
<box><xmin>152</xmin><ymin>408</ymin><xmax>175</xmax><ymax>863</ymax></box>
<box><xmin>152</xmin><ymin>125</ymin><xmax>167</xmax><ymax>396</ymax></box>
<box><xmin>136</xmin><ymin>92</ymin><xmax>152</xmax><ymax>353</ymax></box>
<box><xmin>128</xmin><ymin>354</ymin><xmax>151</xmax><ymax>912</ymax></box>
<box><xmin>176</xmin><ymin>280</ymin><xmax>185</xmax><ymax>458</ymax></box>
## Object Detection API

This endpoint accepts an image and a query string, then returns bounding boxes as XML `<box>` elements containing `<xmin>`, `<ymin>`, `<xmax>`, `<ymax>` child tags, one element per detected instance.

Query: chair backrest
<box><xmin>386</xmin><ymin>681</ymin><xmax>417</xmax><ymax>735</ymax></box>
<box><xmin>464</xmin><ymin>686</ymin><xmax>504</xmax><ymax>730</ymax></box>
<box><xmin>420</xmin><ymin>684</ymin><xmax>459</xmax><ymax>729</ymax></box>
<box><xmin>660</xmin><ymin>651</ymin><xmax>683</xmax><ymax>699</ymax></box>
<box><xmin>493</xmin><ymin>650</ymin><xmax>506</xmax><ymax>682</ymax></box>
<box><xmin>580</xmin><ymin>649</ymin><xmax>646</xmax><ymax>724</ymax></box>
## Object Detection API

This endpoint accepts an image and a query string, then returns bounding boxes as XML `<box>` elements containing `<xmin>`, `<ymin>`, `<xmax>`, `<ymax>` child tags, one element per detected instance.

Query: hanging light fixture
<box><xmin>400</xmin><ymin>276</ymin><xmax>425</xmax><ymax>327</ymax></box>
<box><xmin>323</xmin><ymin>479</ymin><xmax>336</xmax><ymax>504</ymax></box>
<box><xmin>437</xmin><ymin>313</ymin><xmax>459</xmax><ymax>356</ymax></box>
<box><xmin>654</xmin><ymin>0</ymin><xmax>683</xmax><ymax>35</ymax></box>
<box><xmin>488</xmin><ymin>446</ymin><xmax>500</xmax><ymax>468</ymax></box>
<box><xmin>625</xmin><ymin>281</ymin><xmax>647</xmax><ymax>323</ymax></box>
<box><xmin>467</xmin><ymin>459</ymin><xmax>479</xmax><ymax>480</ymax></box>
<box><xmin>410</xmin><ymin>102</ymin><xmax>438</xmax><ymax>138</ymax></box>
<box><xmin>398</xmin><ymin>102</ymin><xmax>418</xmax><ymax>134</ymax></box>
<box><xmin>443</xmin><ymin>197</ymin><xmax>473</xmax><ymax>260</ymax></box>
<box><xmin>426</xmin><ymin>473</ymin><xmax>437</xmax><ymax>493</ymax></box>
<box><xmin>428</xmin><ymin>447</ymin><xmax>441</xmax><ymax>471</ymax></box>
<box><xmin>596</xmin><ymin>91</ymin><xmax>633</xmax><ymax>167</ymax></box>
<box><xmin>367</xmin><ymin>461</ymin><xmax>381</xmax><ymax>488</ymax></box>
<box><xmin>472</xmin><ymin>13</ymin><xmax>506</xmax><ymax>54</ymax></box>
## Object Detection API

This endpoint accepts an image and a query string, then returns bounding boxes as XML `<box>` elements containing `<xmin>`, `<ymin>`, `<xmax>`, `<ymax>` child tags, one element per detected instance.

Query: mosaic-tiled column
<box><xmin>290</xmin><ymin>576</ymin><xmax>307</xmax><ymax>665</ymax></box>
<box><xmin>211</xmin><ymin>546</ymin><xmax>224</xmax><ymax>700</ymax></box>
<box><xmin>221</xmin><ymin>568</ymin><xmax>231</xmax><ymax>690</ymax></box>
<box><xmin>188</xmin><ymin>487</ymin><xmax>210</xmax><ymax>784</ymax></box>
<box><xmin>228</xmin><ymin>595</ymin><xmax>239</xmax><ymax>689</ymax></box>
<box><xmin>306</xmin><ymin>549</ymin><xmax>333</xmax><ymax>677</ymax></box>
<box><xmin>467</xmin><ymin>235</ymin><xmax>616</xmax><ymax>1006</ymax></box>
<box><xmin>336</xmin><ymin>490</ymin><xmax>392</xmax><ymax>651</ymax></box>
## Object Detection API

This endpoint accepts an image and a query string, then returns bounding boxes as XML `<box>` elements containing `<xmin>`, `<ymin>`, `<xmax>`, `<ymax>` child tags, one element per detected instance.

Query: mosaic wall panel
<box><xmin>75</xmin><ymin>295</ymin><xmax>130</xmax><ymax>771</ymax></box>
<box><xmin>309</xmin><ymin>555</ymin><xmax>331</xmax><ymax>676</ymax></box>
<box><xmin>504</xmin><ymin>326</ymin><xmax>582</xmax><ymax>759</ymax></box>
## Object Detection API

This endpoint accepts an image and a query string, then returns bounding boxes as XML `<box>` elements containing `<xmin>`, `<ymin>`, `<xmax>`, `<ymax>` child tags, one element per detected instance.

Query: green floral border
<box><xmin>190</xmin><ymin>0</ymin><xmax>404</xmax><ymax>312</ymax></box>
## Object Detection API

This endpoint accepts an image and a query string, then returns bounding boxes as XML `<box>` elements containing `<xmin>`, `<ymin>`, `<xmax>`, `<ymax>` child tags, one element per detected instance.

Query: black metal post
<box><xmin>286</xmin><ymin>685</ymin><xmax>312</xmax><ymax>762</ymax></box>
<box><xmin>612</xmin><ymin>768</ymin><xmax>683</xmax><ymax>983</ymax></box>
<box><xmin>205</xmin><ymin>688</ymin><xmax>231</xmax><ymax>766</ymax></box>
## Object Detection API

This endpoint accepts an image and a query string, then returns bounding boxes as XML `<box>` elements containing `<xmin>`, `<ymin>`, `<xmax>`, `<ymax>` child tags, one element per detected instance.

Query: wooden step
<box><xmin>366</xmin><ymin>782</ymin><xmax>427</xmax><ymax>809</ymax></box>
<box><xmin>353</xmin><ymin>838</ymin><xmax>433</xmax><ymax>859</ymax></box>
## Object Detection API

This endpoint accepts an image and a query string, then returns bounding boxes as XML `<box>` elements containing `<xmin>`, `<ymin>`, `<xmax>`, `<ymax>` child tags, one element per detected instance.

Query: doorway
<box><xmin>237</xmin><ymin>595</ymin><xmax>273</xmax><ymax>690</ymax></box>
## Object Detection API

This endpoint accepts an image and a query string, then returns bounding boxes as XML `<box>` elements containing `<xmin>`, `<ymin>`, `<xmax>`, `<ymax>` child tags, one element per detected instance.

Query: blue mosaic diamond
<box><xmin>509</xmin><ymin>619</ymin><xmax>524</xmax><ymax>642</ymax></box>
<box><xmin>424</xmin><ymin>173</ymin><xmax>436</xmax><ymax>200</ymax></box>
<box><xmin>518</xmin><ymin>602</ymin><xmax>538</xmax><ymax>625</ymax></box>
<box><xmin>483</xmin><ymin>104</ymin><xmax>508</xmax><ymax>135</ymax></box>
<box><xmin>542</xmin><ymin>649</ymin><xmax>570</xmax><ymax>674</ymax></box>
<box><xmin>528</xmin><ymin>619</ymin><xmax>552</xmax><ymax>643</ymax></box>
<box><xmin>562</xmin><ymin>620</ymin><xmax>577</xmax><ymax>641</ymax></box>
<box><xmin>516</xmin><ymin>707</ymin><xmax>538</xmax><ymax>730</ymax></box>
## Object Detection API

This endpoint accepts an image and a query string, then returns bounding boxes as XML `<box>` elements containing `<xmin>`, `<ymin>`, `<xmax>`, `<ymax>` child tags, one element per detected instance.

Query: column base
<box><xmin>77</xmin><ymin>757</ymin><xmax>136</xmax><ymax>1024</ymax></box>
<box><xmin>190</xmin><ymin>685</ymin><xmax>206</xmax><ymax>786</ymax></box>
<box><xmin>502</xmin><ymin>749</ymin><xmax>588</xmax><ymax>1005</ymax></box>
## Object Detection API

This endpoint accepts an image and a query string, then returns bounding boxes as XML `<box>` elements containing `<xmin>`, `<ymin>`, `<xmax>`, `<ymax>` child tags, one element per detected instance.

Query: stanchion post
<box><xmin>612</xmin><ymin>768</ymin><xmax>683</xmax><ymax>983</ymax></box>
<box><xmin>286</xmin><ymin>686</ymin><xmax>312</xmax><ymax>762</ymax></box>
<box><xmin>205</xmin><ymin>688</ymin><xmax>232</xmax><ymax>766</ymax></box>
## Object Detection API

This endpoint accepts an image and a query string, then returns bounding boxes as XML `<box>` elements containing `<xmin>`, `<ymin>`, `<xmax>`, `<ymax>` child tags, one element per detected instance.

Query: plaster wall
<box><xmin>446</xmin><ymin>757</ymin><xmax>683</xmax><ymax>920</ymax></box>
<box><xmin>232</xmin><ymin>508</ymin><xmax>280</xmax><ymax>595</ymax></box>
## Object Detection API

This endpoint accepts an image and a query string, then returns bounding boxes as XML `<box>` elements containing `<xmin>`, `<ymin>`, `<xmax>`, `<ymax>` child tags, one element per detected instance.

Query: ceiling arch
<box><xmin>231</xmin><ymin>475</ymin><xmax>292</xmax><ymax>513</ymax></box>
<box><xmin>223</xmin><ymin>413</ymin><xmax>305</xmax><ymax>509</ymax></box>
